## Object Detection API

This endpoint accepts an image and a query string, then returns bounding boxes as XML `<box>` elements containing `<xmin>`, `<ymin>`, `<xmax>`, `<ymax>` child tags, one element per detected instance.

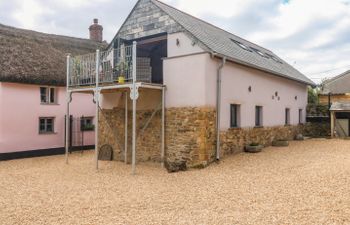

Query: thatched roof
<box><xmin>0</xmin><ymin>23</ymin><xmax>107</xmax><ymax>86</ymax></box>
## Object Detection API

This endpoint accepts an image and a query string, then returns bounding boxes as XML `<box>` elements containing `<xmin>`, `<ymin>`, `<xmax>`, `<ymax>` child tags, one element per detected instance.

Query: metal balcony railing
<box><xmin>68</xmin><ymin>42</ymin><xmax>152</xmax><ymax>87</ymax></box>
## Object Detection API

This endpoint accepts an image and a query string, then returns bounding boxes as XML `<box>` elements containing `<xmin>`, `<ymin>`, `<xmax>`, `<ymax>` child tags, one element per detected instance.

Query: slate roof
<box><xmin>0</xmin><ymin>23</ymin><xmax>106</xmax><ymax>86</ymax></box>
<box><xmin>151</xmin><ymin>0</ymin><xmax>315</xmax><ymax>86</ymax></box>
<box><xmin>321</xmin><ymin>70</ymin><xmax>350</xmax><ymax>94</ymax></box>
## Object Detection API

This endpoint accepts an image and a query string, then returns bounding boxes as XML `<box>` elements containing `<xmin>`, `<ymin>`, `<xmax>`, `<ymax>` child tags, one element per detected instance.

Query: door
<box><xmin>336</xmin><ymin>119</ymin><xmax>349</xmax><ymax>137</ymax></box>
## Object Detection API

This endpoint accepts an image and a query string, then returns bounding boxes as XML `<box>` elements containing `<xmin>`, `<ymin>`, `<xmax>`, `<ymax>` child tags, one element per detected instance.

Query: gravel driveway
<box><xmin>0</xmin><ymin>139</ymin><xmax>349</xmax><ymax>225</ymax></box>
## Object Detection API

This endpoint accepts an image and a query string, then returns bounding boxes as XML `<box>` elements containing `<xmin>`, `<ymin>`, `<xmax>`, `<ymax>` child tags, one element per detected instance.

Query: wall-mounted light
<box><xmin>295</xmin><ymin>96</ymin><xmax>298</xmax><ymax>100</ymax></box>
<box><xmin>176</xmin><ymin>38</ymin><xmax>180</xmax><ymax>46</ymax></box>
<box><xmin>275</xmin><ymin>91</ymin><xmax>278</xmax><ymax>97</ymax></box>
<box><xmin>248</xmin><ymin>86</ymin><xmax>252</xmax><ymax>92</ymax></box>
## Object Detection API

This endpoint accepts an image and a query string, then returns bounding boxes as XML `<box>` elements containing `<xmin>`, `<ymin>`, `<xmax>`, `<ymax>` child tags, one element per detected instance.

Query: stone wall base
<box><xmin>220</xmin><ymin>125</ymin><xmax>304</xmax><ymax>157</ymax></box>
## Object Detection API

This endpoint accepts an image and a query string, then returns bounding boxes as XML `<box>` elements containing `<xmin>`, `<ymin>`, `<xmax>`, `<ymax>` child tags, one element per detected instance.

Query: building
<box><xmin>319</xmin><ymin>70</ymin><xmax>350</xmax><ymax>105</ymax></box>
<box><xmin>67</xmin><ymin>0</ymin><xmax>315</xmax><ymax>172</ymax></box>
<box><xmin>0</xmin><ymin>21</ymin><xmax>105</xmax><ymax>160</ymax></box>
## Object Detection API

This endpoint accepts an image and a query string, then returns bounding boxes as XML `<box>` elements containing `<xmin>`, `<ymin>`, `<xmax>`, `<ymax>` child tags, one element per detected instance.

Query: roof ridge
<box><xmin>151</xmin><ymin>0</ymin><xmax>273</xmax><ymax>53</ymax></box>
<box><xmin>324</xmin><ymin>69</ymin><xmax>350</xmax><ymax>84</ymax></box>
<box><xmin>0</xmin><ymin>23</ymin><xmax>104</xmax><ymax>44</ymax></box>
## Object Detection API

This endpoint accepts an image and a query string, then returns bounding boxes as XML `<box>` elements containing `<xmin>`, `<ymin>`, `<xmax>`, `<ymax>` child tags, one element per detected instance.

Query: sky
<box><xmin>0</xmin><ymin>0</ymin><xmax>350</xmax><ymax>83</ymax></box>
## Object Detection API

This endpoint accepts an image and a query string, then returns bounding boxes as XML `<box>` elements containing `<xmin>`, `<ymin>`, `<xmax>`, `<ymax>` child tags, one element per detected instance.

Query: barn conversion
<box><xmin>66</xmin><ymin>0</ymin><xmax>315</xmax><ymax>172</ymax></box>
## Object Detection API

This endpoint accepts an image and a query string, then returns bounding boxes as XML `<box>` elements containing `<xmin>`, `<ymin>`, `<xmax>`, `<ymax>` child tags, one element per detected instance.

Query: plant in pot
<box><xmin>272</xmin><ymin>139</ymin><xmax>289</xmax><ymax>147</ymax></box>
<box><xmin>114</xmin><ymin>61</ymin><xmax>128</xmax><ymax>84</ymax></box>
<box><xmin>245</xmin><ymin>142</ymin><xmax>263</xmax><ymax>153</ymax></box>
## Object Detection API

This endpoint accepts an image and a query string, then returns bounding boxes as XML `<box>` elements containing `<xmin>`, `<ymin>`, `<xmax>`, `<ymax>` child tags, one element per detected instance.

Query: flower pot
<box><xmin>245</xmin><ymin>145</ymin><xmax>263</xmax><ymax>153</ymax></box>
<box><xmin>272</xmin><ymin>140</ymin><xmax>289</xmax><ymax>147</ymax></box>
<box><xmin>118</xmin><ymin>76</ymin><xmax>125</xmax><ymax>84</ymax></box>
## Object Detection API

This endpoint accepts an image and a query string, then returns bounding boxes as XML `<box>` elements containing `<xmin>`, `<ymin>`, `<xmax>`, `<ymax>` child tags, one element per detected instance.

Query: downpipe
<box><xmin>216</xmin><ymin>57</ymin><xmax>226</xmax><ymax>161</ymax></box>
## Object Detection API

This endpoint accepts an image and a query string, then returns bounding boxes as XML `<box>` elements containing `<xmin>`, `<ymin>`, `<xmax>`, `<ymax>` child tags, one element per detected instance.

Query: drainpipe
<box><xmin>216</xmin><ymin>57</ymin><xmax>226</xmax><ymax>161</ymax></box>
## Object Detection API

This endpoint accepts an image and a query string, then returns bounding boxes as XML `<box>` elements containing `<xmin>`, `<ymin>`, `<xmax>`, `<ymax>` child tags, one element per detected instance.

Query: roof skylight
<box><xmin>265</xmin><ymin>53</ymin><xmax>283</xmax><ymax>64</ymax></box>
<box><xmin>251</xmin><ymin>48</ymin><xmax>268</xmax><ymax>58</ymax></box>
<box><xmin>230</xmin><ymin>39</ymin><xmax>252</xmax><ymax>52</ymax></box>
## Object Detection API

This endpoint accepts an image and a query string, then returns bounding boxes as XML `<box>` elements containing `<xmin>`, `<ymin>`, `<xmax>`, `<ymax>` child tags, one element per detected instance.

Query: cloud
<box><xmin>0</xmin><ymin>0</ymin><xmax>349</xmax><ymax>83</ymax></box>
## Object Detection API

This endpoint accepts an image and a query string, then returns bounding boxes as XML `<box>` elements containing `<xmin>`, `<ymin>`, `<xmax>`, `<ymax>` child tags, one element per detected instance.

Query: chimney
<box><xmin>89</xmin><ymin>18</ymin><xmax>103</xmax><ymax>42</ymax></box>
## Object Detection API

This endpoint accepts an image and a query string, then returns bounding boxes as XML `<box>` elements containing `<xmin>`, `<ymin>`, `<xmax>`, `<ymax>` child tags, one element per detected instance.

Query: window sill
<box><xmin>39</xmin><ymin>132</ymin><xmax>57</xmax><ymax>135</ymax></box>
<box><xmin>41</xmin><ymin>103</ymin><xmax>59</xmax><ymax>106</ymax></box>
<box><xmin>229</xmin><ymin>127</ymin><xmax>242</xmax><ymax>130</ymax></box>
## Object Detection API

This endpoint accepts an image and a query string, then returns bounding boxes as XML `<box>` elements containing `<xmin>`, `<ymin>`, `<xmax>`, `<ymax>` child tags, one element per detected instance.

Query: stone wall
<box><xmin>220</xmin><ymin>125</ymin><xmax>304</xmax><ymax>156</ymax></box>
<box><xmin>165</xmin><ymin>107</ymin><xmax>216</xmax><ymax>168</ymax></box>
<box><xmin>99</xmin><ymin>106</ymin><xmax>329</xmax><ymax>172</ymax></box>
<box><xmin>99</xmin><ymin>107</ymin><xmax>162</xmax><ymax>163</ymax></box>
<box><xmin>303</xmin><ymin>122</ymin><xmax>330</xmax><ymax>137</ymax></box>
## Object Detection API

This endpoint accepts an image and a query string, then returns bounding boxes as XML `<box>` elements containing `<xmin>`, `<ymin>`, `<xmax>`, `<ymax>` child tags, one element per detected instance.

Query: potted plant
<box><xmin>272</xmin><ymin>139</ymin><xmax>289</xmax><ymax>147</ymax></box>
<box><xmin>245</xmin><ymin>142</ymin><xmax>263</xmax><ymax>153</ymax></box>
<box><xmin>114</xmin><ymin>61</ymin><xmax>129</xmax><ymax>84</ymax></box>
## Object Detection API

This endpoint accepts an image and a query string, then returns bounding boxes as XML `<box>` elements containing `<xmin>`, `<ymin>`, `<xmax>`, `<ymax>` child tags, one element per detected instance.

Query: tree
<box><xmin>308</xmin><ymin>87</ymin><xmax>319</xmax><ymax>104</ymax></box>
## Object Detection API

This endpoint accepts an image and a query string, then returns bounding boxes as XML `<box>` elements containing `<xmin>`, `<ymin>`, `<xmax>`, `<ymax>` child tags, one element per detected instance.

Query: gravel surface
<box><xmin>0</xmin><ymin>139</ymin><xmax>349</xmax><ymax>225</ymax></box>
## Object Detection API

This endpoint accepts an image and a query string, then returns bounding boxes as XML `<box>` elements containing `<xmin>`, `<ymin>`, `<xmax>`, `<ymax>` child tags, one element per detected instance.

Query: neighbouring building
<box><xmin>319</xmin><ymin>70</ymin><xmax>350</xmax><ymax>137</ymax></box>
<box><xmin>319</xmin><ymin>70</ymin><xmax>350</xmax><ymax>105</ymax></box>
<box><xmin>67</xmin><ymin>0</ymin><xmax>315</xmax><ymax>172</ymax></box>
<box><xmin>0</xmin><ymin>21</ymin><xmax>106</xmax><ymax>160</ymax></box>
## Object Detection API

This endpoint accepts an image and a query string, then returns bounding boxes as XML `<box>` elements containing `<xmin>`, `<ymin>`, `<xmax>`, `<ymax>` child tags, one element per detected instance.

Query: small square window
<box><xmin>81</xmin><ymin>117</ymin><xmax>95</xmax><ymax>131</ymax></box>
<box><xmin>230</xmin><ymin>104</ymin><xmax>240</xmax><ymax>128</ymax></box>
<box><xmin>255</xmin><ymin>106</ymin><xmax>263</xmax><ymax>127</ymax></box>
<box><xmin>39</xmin><ymin>117</ymin><xmax>55</xmax><ymax>134</ymax></box>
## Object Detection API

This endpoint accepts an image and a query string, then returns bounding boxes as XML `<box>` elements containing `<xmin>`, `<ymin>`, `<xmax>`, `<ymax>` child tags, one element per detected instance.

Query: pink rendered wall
<box><xmin>167</xmin><ymin>32</ymin><xmax>204</xmax><ymax>57</ymax></box>
<box><xmin>163</xmin><ymin>53</ymin><xmax>209</xmax><ymax>107</ymax></box>
<box><xmin>0</xmin><ymin>82</ymin><xmax>95</xmax><ymax>153</ymax></box>
<box><xmin>163</xmin><ymin>52</ymin><xmax>308</xmax><ymax>130</ymax></box>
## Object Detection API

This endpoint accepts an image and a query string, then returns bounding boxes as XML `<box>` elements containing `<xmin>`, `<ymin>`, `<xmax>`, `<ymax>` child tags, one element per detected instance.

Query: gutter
<box><xmin>215</xmin><ymin>56</ymin><xmax>226</xmax><ymax>161</ymax></box>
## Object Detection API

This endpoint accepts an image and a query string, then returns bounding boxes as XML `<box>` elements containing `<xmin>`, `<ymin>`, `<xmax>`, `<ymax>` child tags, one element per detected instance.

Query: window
<box><xmin>40</xmin><ymin>87</ymin><xmax>56</xmax><ymax>104</ymax></box>
<box><xmin>285</xmin><ymin>108</ymin><xmax>290</xmax><ymax>125</ymax></box>
<box><xmin>299</xmin><ymin>109</ymin><xmax>303</xmax><ymax>124</ymax></box>
<box><xmin>230</xmin><ymin>39</ymin><xmax>252</xmax><ymax>52</ymax></box>
<box><xmin>251</xmin><ymin>47</ymin><xmax>268</xmax><ymax>58</ymax></box>
<box><xmin>265</xmin><ymin>53</ymin><xmax>283</xmax><ymax>64</ymax></box>
<box><xmin>81</xmin><ymin>117</ymin><xmax>95</xmax><ymax>131</ymax></box>
<box><xmin>39</xmin><ymin>117</ymin><xmax>55</xmax><ymax>134</ymax></box>
<box><xmin>255</xmin><ymin>106</ymin><xmax>263</xmax><ymax>127</ymax></box>
<box><xmin>230</xmin><ymin>104</ymin><xmax>240</xmax><ymax>128</ymax></box>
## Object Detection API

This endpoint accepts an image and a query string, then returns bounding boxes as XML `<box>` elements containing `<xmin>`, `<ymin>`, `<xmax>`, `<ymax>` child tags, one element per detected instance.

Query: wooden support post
<box><xmin>330</xmin><ymin>111</ymin><xmax>335</xmax><ymax>138</ymax></box>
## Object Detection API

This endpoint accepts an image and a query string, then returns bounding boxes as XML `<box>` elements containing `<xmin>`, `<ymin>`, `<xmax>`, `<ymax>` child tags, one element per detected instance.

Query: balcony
<box><xmin>67</xmin><ymin>42</ymin><xmax>158</xmax><ymax>88</ymax></box>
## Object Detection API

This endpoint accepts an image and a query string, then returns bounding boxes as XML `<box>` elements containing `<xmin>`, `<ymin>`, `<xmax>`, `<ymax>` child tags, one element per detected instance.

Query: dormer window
<box><xmin>230</xmin><ymin>39</ymin><xmax>252</xmax><ymax>52</ymax></box>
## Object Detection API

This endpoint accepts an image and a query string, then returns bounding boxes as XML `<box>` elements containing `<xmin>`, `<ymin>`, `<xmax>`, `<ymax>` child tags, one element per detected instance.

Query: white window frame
<box><xmin>40</xmin><ymin>87</ymin><xmax>57</xmax><ymax>104</ymax></box>
<box><xmin>39</xmin><ymin>117</ymin><xmax>55</xmax><ymax>134</ymax></box>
